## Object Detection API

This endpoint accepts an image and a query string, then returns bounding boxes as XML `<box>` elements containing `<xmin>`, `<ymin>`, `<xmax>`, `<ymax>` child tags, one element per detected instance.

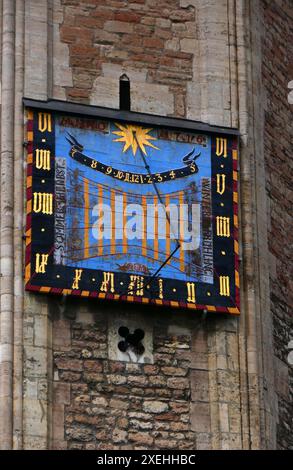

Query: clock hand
<box><xmin>132</xmin><ymin>131</ymin><xmax>183</xmax><ymax>293</ymax></box>
<box><xmin>119</xmin><ymin>243</ymin><xmax>180</xmax><ymax>299</ymax></box>
<box><xmin>144</xmin><ymin>243</ymin><xmax>180</xmax><ymax>296</ymax></box>
<box><xmin>120</xmin><ymin>131</ymin><xmax>187</xmax><ymax>298</ymax></box>
<box><xmin>132</xmin><ymin>131</ymin><xmax>181</xmax><ymax>248</ymax></box>
<box><xmin>120</xmin><ymin>131</ymin><xmax>183</xmax><ymax>299</ymax></box>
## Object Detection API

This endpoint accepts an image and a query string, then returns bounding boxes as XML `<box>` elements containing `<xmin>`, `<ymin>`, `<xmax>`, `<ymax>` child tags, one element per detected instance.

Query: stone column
<box><xmin>0</xmin><ymin>0</ymin><xmax>15</xmax><ymax>450</ymax></box>
<box><xmin>22</xmin><ymin>0</ymin><xmax>54</xmax><ymax>449</ymax></box>
<box><xmin>13</xmin><ymin>0</ymin><xmax>25</xmax><ymax>449</ymax></box>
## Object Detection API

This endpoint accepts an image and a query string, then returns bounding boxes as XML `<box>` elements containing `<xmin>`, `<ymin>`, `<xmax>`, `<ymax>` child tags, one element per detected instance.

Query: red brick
<box><xmin>75</xmin><ymin>16</ymin><xmax>102</xmax><ymax>29</ymax></box>
<box><xmin>128</xmin><ymin>432</ymin><xmax>153</xmax><ymax>446</ymax></box>
<box><xmin>109</xmin><ymin>361</ymin><xmax>126</xmax><ymax>373</ymax></box>
<box><xmin>143</xmin><ymin>365</ymin><xmax>159</xmax><ymax>375</ymax></box>
<box><xmin>92</xmin><ymin>10</ymin><xmax>115</xmax><ymax>20</ymax></box>
<box><xmin>132</xmin><ymin>53</ymin><xmax>159</xmax><ymax>64</ymax></box>
<box><xmin>114</xmin><ymin>12</ymin><xmax>141</xmax><ymax>23</ymax></box>
<box><xmin>60</xmin><ymin>26</ymin><xmax>79</xmax><ymax>43</ymax></box>
<box><xmin>67</xmin><ymin>88</ymin><xmax>90</xmax><ymax>99</ymax></box>
<box><xmin>156</xmin><ymin>412</ymin><xmax>179</xmax><ymax>421</ymax></box>
<box><xmin>84</xmin><ymin>360</ymin><xmax>103</xmax><ymax>372</ymax></box>
<box><xmin>143</xmin><ymin>37</ymin><xmax>164</xmax><ymax>49</ymax></box>
<box><xmin>170</xmin><ymin>402</ymin><xmax>190</xmax><ymax>413</ymax></box>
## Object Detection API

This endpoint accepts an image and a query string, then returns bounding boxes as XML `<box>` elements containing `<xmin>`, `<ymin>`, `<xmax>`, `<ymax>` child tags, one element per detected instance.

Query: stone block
<box><xmin>143</xmin><ymin>401</ymin><xmax>169</xmax><ymax>414</ymax></box>
<box><xmin>191</xmin><ymin>403</ymin><xmax>211</xmax><ymax>433</ymax></box>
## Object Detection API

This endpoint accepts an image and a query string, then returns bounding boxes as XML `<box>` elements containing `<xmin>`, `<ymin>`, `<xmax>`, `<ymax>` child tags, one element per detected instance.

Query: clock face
<box><xmin>25</xmin><ymin>107</ymin><xmax>240</xmax><ymax>314</ymax></box>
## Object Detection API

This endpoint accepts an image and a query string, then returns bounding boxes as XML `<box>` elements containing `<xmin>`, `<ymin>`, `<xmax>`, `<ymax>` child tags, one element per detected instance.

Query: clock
<box><xmin>24</xmin><ymin>101</ymin><xmax>240</xmax><ymax>315</ymax></box>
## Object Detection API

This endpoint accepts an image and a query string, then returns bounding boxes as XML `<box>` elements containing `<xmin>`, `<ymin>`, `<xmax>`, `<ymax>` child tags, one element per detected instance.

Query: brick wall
<box><xmin>52</xmin><ymin>302</ymin><xmax>198</xmax><ymax>450</ymax></box>
<box><xmin>59</xmin><ymin>0</ymin><xmax>195</xmax><ymax>116</ymax></box>
<box><xmin>261</xmin><ymin>0</ymin><xmax>293</xmax><ymax>450</ymax></box>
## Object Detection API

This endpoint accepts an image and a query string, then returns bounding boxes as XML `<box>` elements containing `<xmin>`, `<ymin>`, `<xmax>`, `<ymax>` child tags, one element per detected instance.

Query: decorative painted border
<box><xmin>24</xmin><ymin>106</ymin><xmax>240</xmax><ymax>316</ymax></box>
<box><xmin>232</xmin><ymin>142</ymin><xmax>240</xmax><ymax>313</ymax></box>
<box><xmin>24</xmin><ymin>109</ymin><xmax>34</xmax><ymax>287</ymax></box>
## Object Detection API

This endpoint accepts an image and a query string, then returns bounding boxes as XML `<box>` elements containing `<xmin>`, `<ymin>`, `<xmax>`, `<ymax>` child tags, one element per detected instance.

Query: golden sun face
<box><xmin>113</xmin><ymin>123</ymin><xmax>159</xmax><ymax>156</ymax></box>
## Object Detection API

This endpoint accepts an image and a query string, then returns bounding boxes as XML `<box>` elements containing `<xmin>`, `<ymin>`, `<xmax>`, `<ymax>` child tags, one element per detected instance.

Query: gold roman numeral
<box><xmin>216</xmin><ymin>138</ymin><xmax>227</xmax><ymax>158</ymax></box>
<box><xmin>216</xmin><ymin>174</ymin><xmax>226</xmax><ymax>195</ymax></box>
<box><xmin>35</xmin><ymin>149</ymin><xmax>51</xmax><ymax>170</ymax></box>
<box><xmin>100</xmin><ymin>272</ymin><xmax>115</xmax><ymax>293</ymax></box>
<box><xmin>72</xmin><ymin>269</ymin><xmax>83</xmax><ymax>290</ymax></box>
<box><xmin>216</xmin><ymin>216</ymin><xmax>230</xmax><ymax>237</ymax></box>
<box><xmin>35</xmin><ymin>253</ymin><xmax>49</xmax><ymax>273</ymax></box>
<box><xmin>38</xmin><ymin>112</ymin><xmax>52</xmax><ymax>133</ymax></box>
<box><xmin>187</xmin><ymin>282</ymin><xmax>196</xmax><ymax>303</ymax></box>
<box><xmin>158</xmin><ymin>278</ymin><xmax>164</xmax><ymax>300</ymax></box>
<box><xmin>219</xmin><ymin>276</ymin><xmax>230</xmax><ymax>296</ymax></box>
<box><xmin>33</xmin><ymin>192</ymin><xmax>53</xmax><ymax>215</ymax></box>
<box><xmin>128</xmin><ymin>275</ymin><xmax>144</xmax><ymax>296</ymax></box>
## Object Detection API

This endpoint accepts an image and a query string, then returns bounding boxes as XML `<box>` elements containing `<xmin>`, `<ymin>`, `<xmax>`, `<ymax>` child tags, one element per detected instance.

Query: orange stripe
<box><xmin>179</xmin><ymin>191</ymin><xmax>185</xmax><ymax>272</ymax></box>
<box><xmin>154</xmin><ymin>196</ymin><xmax>158</xmax><ymax>260</ymax></box>
<box><xmin>187</xmin><ymin>304</ymin><xmax>197</xmax><ymax>310</ymax></box>
<box><xmin>40</xmin><ymin>287</ymin><xmax>51</xmax><ymax>293</ymax></box>
<box><xmin>25</xmin><ymin>228</ymin><xmax>32</xmax><ymax>245</ymax></box>
<box><xmin>27</xmin><ymin>110</ymin><xmax>34</xmax><ymax>120</ymax></box>
<box><xmin>233</xmin><ymin>192</ymin><xmax>238</xmax><ymax>203</ymax></box>
<box><xmin>27</xmin><ymin>131</ymin><xmax>33</xmax><ymax>142</ymax></box>
<box><xmin>233</xmin><ymin>149</ymin><xmax>238</xmax><ymax>160</ymax></box>
<box><xmin>111</xmin><ymin>189</ymin><xmax>115</xmax><ymax>255</ymax></box>
<box><xmin>123</xmin><ymin>192</ymin><xmax>127</xmax><ymax>254</ymax></box>
<box><xmin>234</xmin><ymin>214</ymin><xmax>238</xmax><ymax>228</ymax></box>
<box><xmin>234</xmin><ymin>240</ymin><xmax>239</xmax><ymax>255</ymax></box>
<box><xmin>81</xmin><ymin>290</ymin><xmax>90</xmax><ymax>297</ymax></box>
<box><xmin>98</xmin><ymin>185</ymin><xmax>103</xmax><ymax>256</ymax></box>
<box><xmin>84</xmin><ymin>179</ymin><xmax>89</xmax><ymax>259</ymax></box>
<box><xmin>27</xmin><ymin>199</ymin><xmax>32</xmax><ymax>216</ymax></box>
<box><xmin>207</xmin><ymin>305</ymin><xmax>217</xmax><ymax>312</ymax></box>
<box><xmin>233</xmin><ymin>170</ymin><xmax>238</xmax><ymax>181</ymax></box>
<box><xmin>170</xmin><ymin>301</ymin><xmax>179</xmax><ymax>308</ymax></box>
<box><xmin>27</xmin><ymin>176</ymin><xmax>32</xmax><ymax>188</ymax></box>
<box><xmin>165</xmin><ymin>194</ymin><xmax>170</xmax><ymax>264</ymax></box>
<box><xmin>25</xmin><ymin>264</ymin><xmax>31</xmax><ymax>283</ymax></box>
<box><xmin>142</xmin><ymin>195</ymin><xmax>147</xmax><ymax>257</ymax></box>
<box><xmin>63</xmin><ymin>289</ymin><xmax>72</xmax><ymax>295</ymax></box>
<box><xmin>228</xmin><ymin>307</ymin><xmax>240</xmax><ymax>315</ymax></box>
<box><xmin>27</xmin><ymin>153</ymin><xmax>33</xmax><ymax>164</ymax></box>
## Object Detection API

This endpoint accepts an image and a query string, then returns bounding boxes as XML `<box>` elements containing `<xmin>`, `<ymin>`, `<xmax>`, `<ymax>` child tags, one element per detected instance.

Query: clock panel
<box><xmin>25</xmin><ymin>107</ymin><xmax>240</xmax><ymax>314</ymax></box>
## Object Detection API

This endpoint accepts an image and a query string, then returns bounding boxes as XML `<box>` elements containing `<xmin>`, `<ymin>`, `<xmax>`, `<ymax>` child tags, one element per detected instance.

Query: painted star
<box><xmin>113</xmin><ymin>123</ymin><xmax>159</xmax><ymax>156</ymax></box>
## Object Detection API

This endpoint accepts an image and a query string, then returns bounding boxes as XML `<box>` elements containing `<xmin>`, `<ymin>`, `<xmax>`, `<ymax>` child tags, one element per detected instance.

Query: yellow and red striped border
<box><xmin>24</xmin><ymin>109</ymin><xmax>34</xmax><ymax>287</ymax></box>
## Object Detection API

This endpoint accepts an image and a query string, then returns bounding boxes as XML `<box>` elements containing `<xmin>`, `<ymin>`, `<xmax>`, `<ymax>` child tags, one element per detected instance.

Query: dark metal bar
<box><xmin>146</xmin><ymin>244</ymin><xmax>181</xmax><ymax>284</ymax></box>
<box><xmin>119</xmin><ymin>74</ymin><xmax>131</xmax><ymax>111</ymax></box>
